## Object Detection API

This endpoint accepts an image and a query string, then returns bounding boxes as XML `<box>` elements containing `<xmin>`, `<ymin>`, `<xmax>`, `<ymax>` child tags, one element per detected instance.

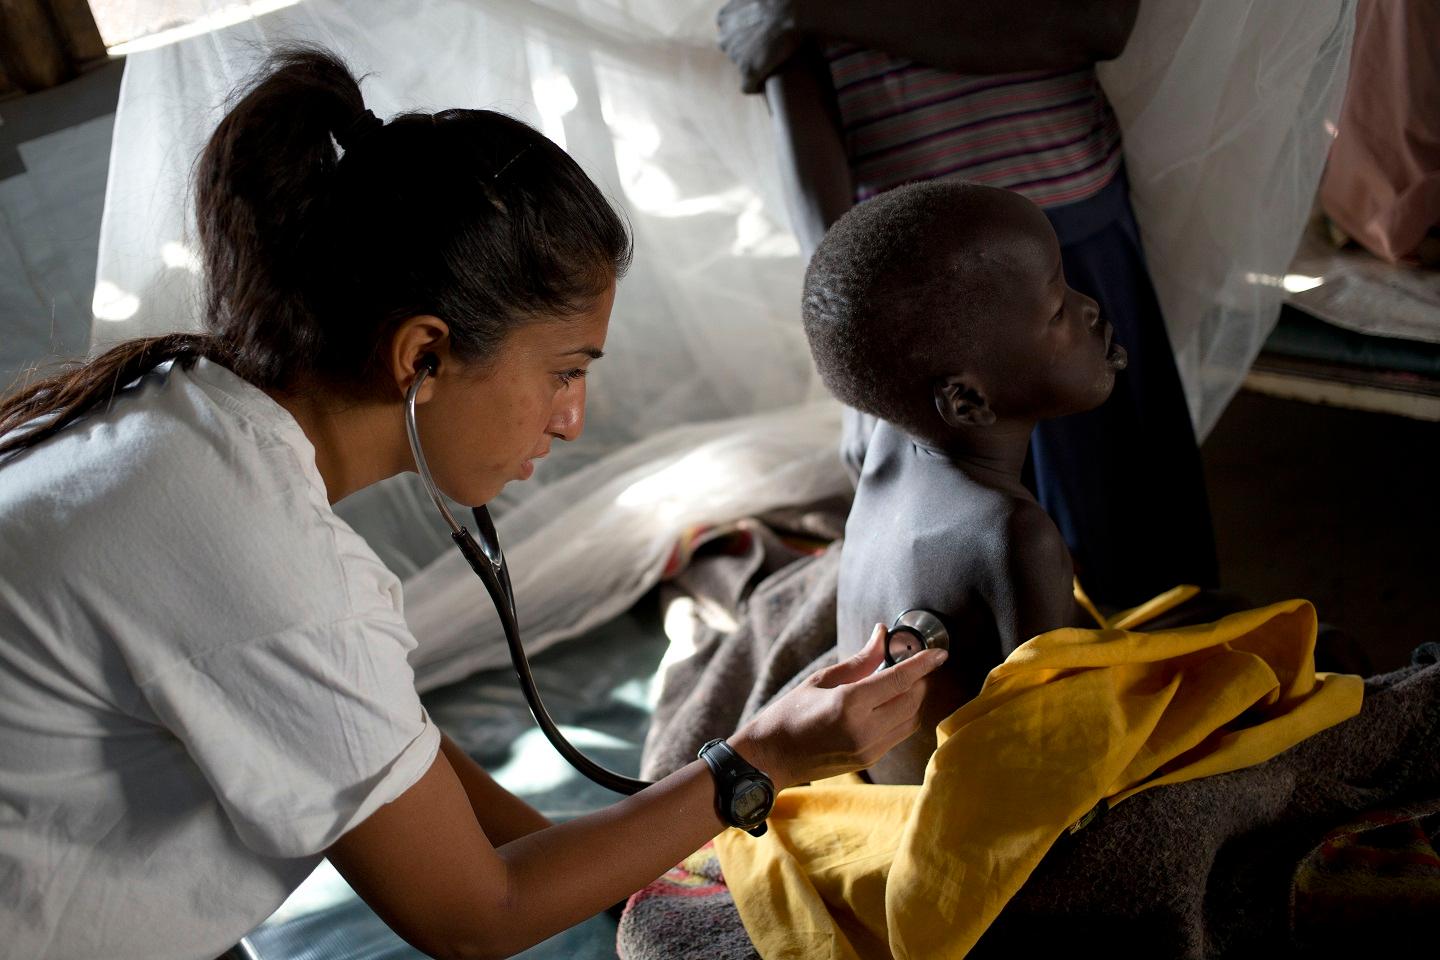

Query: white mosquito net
<box><xmin>1097</xmin><ymin>0</ymin><xmax>1357</xmax><ymax>438</ymax></box>
<box><xmin>92</xmin><ymin>0</ymin><xmax>1352</xmax><ymax>688</ymax></box>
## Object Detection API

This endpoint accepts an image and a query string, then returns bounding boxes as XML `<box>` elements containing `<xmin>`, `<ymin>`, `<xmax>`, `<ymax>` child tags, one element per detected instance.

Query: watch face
<box><xmin>732</xmin><ymin>781</ymin><xmax>773</xmax><ymax>823</ymax></box>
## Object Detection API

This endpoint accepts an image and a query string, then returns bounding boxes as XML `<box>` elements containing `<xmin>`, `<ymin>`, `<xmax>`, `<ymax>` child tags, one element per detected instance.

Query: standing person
<box><xmin>719</xmin><ymin>0</ymin><xmax>1219</xmax><ymax>607</ymax></box>
<box><xmin>0</xmin><ymin>48</ymin><xmax>947</xmax><ymax>960</ymax></box>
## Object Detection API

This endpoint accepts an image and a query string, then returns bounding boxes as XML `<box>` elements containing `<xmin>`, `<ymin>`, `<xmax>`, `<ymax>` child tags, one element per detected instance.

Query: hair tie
<box><xmin>336</xmin><ymin>109</ymin><xmax>383</xmax><ymax>151</ymax></box>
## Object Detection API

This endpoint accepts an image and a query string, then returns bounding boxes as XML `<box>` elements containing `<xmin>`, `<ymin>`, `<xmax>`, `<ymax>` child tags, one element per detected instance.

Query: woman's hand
<box><xmin>717</xmin><ymin>0</ymin><xmax>802</xmax><ymax>94</ymax></box>
<box><xmin>732</xmin><ymin>623</ymin><xmax>948</xmax><ymax>788</ymax></box>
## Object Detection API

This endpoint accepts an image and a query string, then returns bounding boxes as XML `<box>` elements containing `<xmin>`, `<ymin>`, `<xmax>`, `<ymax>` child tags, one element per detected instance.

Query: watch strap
<box><xmin>698</xmin><ymin>738</ymin><xmax>772</xmax><ymax>837</ymax></box>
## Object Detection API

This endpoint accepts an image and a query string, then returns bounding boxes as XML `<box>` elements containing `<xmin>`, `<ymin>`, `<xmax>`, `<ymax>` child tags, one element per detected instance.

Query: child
<box><xmin>804</xmin><ymin>181</ymin><xmax>1129</xmax><ymax>784</ymax></box>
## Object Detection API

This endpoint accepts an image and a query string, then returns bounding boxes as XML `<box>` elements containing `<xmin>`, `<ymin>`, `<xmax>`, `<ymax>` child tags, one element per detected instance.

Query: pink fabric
<box><xmin>1320</xmin><ymin>0</ymin><xmax>1440</xmax><ymax>263</ymax></box>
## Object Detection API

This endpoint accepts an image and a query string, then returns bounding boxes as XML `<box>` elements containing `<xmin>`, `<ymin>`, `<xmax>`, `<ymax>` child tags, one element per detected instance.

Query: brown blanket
<box><xmin>627</xmin><ymin>520</ymin><xmax>1440</xmax><ymax>959</ymax></box>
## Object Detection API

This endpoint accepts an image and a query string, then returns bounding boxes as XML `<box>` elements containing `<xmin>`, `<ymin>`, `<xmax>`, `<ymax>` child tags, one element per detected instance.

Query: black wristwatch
<box><xmin>697</xmin><ymin>738</ymin><xmax>775</xmax><ymax>837</ymax></box>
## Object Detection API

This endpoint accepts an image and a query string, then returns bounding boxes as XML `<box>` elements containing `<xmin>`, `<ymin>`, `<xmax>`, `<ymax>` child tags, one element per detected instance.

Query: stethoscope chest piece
<box><xmin>884</xmin><ymin>609</ymin><xmax>949</xmax><ymax>667</ymax></box>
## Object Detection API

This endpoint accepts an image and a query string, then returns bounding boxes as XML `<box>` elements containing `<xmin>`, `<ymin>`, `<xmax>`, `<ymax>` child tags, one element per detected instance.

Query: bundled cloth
<box><xmin>618</xmin><ymin>842</ymin><xmax>755</xmax><ymax>960</ymax></box>
<box><xmin>624</xmin><ymin>521</ymin><xmax>1440</xmax><ymax>959</ymax></box>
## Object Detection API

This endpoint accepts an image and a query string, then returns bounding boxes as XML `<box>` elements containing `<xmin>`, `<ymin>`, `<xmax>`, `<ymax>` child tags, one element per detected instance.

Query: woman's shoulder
<box><xmin>76</xmin><ymin>360</ymin><xmax>331</xmax><ymax>535</ymax></box>
<box><xmin>170</xmin><ymin>361</ymin><xmax>405</xmax><ymax>619</ymax></box>
<box><xmin>6</xmin><ymin>358</ymin><xmax>400</xmax><ymax>635</ymax></box>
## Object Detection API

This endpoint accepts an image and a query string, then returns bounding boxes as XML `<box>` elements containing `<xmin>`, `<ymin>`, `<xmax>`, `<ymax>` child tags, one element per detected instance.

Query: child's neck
<box><xmin>921</xmin><ymin>419</ymin><xmax>1036</xmax><ymax>498</ymax></box>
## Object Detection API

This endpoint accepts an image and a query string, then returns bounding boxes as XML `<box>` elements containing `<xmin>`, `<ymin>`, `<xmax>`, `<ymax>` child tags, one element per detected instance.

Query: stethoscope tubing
<box><xmin>405</xmin><ymin>366</ymin><xmax>651</xmax><ymax>796</ymax></box>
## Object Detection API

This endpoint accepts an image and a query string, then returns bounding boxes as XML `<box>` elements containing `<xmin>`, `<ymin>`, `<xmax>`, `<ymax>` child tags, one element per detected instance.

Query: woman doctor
<box><xmin>0</xmin><ymin>49</ymin><xmax>946</xmax><ymax>959</ymax></box>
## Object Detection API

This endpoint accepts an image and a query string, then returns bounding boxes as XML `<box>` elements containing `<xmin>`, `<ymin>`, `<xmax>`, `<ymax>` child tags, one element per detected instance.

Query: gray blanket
<box><xmin>640</xmin><ymin>527</ymin><xmax>842</xmax><ymax>781</ymax></box>
<box><xmin>627</xmin><ymin>522</ymin><xmax>1440</xmax><ymax>959</ymax></box>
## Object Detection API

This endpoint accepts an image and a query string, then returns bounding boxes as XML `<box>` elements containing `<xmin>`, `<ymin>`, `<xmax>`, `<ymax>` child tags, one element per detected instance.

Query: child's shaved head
<box><xmin>802</xmin><ymin>181</ymin><xmax>1119</xmax><ymax>443</ymax></box>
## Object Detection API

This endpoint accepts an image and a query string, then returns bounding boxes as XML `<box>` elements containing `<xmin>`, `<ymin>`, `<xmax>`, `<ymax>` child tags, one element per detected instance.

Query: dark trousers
<box><xmin>1030</xmin><ymin>171</ymin><xmax>1219</xmax><ymax>606</ymax></box>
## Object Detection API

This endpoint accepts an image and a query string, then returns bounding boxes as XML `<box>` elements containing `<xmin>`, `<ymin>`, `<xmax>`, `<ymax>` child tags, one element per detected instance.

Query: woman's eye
<box><xmin>556</xmin><ymin>368</ymin><xmax>587</xmax><ymax>386</ymax></box>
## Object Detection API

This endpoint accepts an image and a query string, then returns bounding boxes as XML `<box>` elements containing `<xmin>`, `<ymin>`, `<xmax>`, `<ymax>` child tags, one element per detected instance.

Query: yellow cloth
<box><xmin>714</xmin><ymin>595</ymin><xmax>1364</xmax><ymax>959</ymax></box>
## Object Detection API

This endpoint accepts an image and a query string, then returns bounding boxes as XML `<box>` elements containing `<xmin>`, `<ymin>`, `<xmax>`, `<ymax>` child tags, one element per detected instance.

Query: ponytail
<box><xmin>0</xmin><ymin>44</ymin><xmax>630</xmax><ymax>462</ymax></box>
<box><xmin>0</xmin><ymin>335</ymin><xmax>222</xmax><ymax>461</ymax></box>
<box><xmin>193</xmin><ymin>46</ymin><xmax>365</xmax><ymax>386</ymax></box>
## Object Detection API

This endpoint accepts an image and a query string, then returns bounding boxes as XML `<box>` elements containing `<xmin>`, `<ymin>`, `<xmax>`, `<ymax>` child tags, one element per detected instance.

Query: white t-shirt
<box><xmin>0</xmin><ymin>359</ymin><xmax>441</xmax><ymax>959</ymax></box>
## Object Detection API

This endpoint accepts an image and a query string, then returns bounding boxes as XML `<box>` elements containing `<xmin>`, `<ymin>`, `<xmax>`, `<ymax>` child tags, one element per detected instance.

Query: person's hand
<box><xmin>731</xmin><ymin>624</ymin><xmax>948</xmax><ymax>789</ymax></box>
<box><xmin>717</xmin><ymin>0</ymin><xmax>803</xmax><ymax>94</ymax></box>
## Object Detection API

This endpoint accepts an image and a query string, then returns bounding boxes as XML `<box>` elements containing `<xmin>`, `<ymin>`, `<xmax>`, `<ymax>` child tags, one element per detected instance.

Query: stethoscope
<box><xmin>406</xmin><ymin>360</ymin><xmax>651</xmax><ymax>794</ymax></box>
<box><xmin>404</xmin><ymin>361</ymin><xmax>949</xmax><ymax>797</ymax></box>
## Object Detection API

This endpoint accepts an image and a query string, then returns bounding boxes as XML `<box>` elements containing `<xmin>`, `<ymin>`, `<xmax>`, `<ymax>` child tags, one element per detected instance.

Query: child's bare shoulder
<box><xmin>940</xmin><ymin>487</ymin><xmax>1061</xmax><ymax>564</ymax></box>
<box><xmin>993</xmin><ymin>497</ymin><xmax>1076</xmax><ymax>644</ymax></box>
<box><xmin>1000</xmin><ymin>498</ymin><xmax>1070</xmax><ymax>569</ymax></box>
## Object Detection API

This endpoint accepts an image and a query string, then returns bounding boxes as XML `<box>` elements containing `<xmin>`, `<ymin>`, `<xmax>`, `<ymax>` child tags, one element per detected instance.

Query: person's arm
<box><xmin>800</xmin><ymin>0</ymin><xmax>1140</xmax><ymax>73</ymax></box>
<box><xmin>327</xmin><ymin>627</ymin><xmax>946</xmax><ymax>960</ymax></box>
<box><xmin>437</xmin><ymin>732</ymin><xmax>551</xmax><ymax>846</ymax></box>
<box><xmin>764</xmin><ymin>42</ymin><xmax>853</xmax><ymax>259</ymax></box>
<box><xmin>720</xmin><ymin>0</ymin><xmax>1141</xmax><ymax>94</ymax></box>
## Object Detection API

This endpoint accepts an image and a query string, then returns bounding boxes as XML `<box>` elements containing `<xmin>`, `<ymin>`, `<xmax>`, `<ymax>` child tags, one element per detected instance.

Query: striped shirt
<box><xmin>826</xmin><ymin>43</ymin><xmax>1123</xmax><ymax>209</ymax></box>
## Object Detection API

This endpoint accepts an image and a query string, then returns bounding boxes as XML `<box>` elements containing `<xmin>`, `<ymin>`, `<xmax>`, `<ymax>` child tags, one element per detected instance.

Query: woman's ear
<box><xmin>388</xmin><ymin>315</ymin><xmax>451</xmax><ymax>402</ymax></box>
<box><xmin>934</xmin><ymin>375</ymin><xmax>996</xmax><ymax>428</ymax></box>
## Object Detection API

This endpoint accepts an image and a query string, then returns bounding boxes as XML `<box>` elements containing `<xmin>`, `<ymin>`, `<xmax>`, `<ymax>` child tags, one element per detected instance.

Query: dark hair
<box><xmin>0</xmin><ymin>45</ymin><xmax>631</xmax><ymax>461</ymax></box>
<box><xmin>801</xmin><ymin>180</ymin><xmax>1015</xmax><ymax>441</ymax></box>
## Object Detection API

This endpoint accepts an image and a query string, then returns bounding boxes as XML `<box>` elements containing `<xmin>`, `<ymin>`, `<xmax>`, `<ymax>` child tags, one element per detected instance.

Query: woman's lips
<box><xmin>518</xmin><ymin>450</ymin><xmax>548</xmax><ymax>481</ymax></box>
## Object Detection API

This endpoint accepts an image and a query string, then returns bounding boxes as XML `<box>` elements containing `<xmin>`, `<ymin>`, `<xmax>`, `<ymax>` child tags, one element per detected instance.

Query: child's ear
<box><xmin>934</xmin><ymin>375</ymin><xmax>996</xmax><ymax>428</ymax></box>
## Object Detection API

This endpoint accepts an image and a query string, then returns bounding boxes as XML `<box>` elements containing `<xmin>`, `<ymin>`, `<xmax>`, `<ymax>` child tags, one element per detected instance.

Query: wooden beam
<box><xmin>0</xmin><ymin>0</ymin><xmax>70</xmax><ymax>91</ymax></box>
<box><xmin>0</xmin><ymin>57</ymin><xmax>18</xmax><ymax>100</ymax></box>
<box><xmin>49</xmin><ymin>0</ymin><xmax>108</xmax><ymax>65</ymax></box>
<box><xmin>1244</xmin><ymin>370</ymin><xmax>1440</xmax><ymax>422</ymax></box>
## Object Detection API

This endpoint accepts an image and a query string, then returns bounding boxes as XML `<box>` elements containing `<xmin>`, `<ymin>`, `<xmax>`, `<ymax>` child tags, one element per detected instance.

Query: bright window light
<box><xmin>98</xmin><ymin>1</ymin><xmax>303</xmax><ymax>56</ymax></box>
<box><xmin>92</xmin><ymin>281</ymin><xmax>139</xmax><ymax>321</ymax></box>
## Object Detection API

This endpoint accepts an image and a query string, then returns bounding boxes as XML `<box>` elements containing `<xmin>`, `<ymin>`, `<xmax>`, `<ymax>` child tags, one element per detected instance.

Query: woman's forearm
<box><xmin>439</xmin><ymin>733</ymin><xmax>552</xmax><ymax>846</ymax></box>
<box><xmin>488</xmin><ymin>760</ymin><xmax>727</xmax><ymax>954</ymax></box>
<box><xmin>331</xmin><ymin>745</ymin><xmax>744</xmax><ymax>960</ymax></box>
<box><xmin>331</xmin><ymin>634</ymin><xmax>945</xmax><ymax>960</ymax></box>
<box><xmin>796</xmin><ymin>0</ymin><xmax>1140</xmax><ymax>73</ymax></box>
<box><xmin>484</xmin><ymin>722</ymin><xmax>798</xmax><ymax>958</ymax></box>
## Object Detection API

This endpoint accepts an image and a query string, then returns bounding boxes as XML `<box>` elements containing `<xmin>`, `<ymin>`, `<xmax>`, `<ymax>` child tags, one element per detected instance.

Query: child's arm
<box><xmin>995</xmin><ymin>502</ymin><xmax>1080</xmax><ymax>653</ymax></box>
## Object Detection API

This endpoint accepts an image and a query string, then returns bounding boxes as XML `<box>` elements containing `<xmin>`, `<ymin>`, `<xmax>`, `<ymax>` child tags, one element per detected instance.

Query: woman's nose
<box><xmin>548</xmin><ymin>383</ymin><xmax>586</xmax><ymax>441</ymax></box>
